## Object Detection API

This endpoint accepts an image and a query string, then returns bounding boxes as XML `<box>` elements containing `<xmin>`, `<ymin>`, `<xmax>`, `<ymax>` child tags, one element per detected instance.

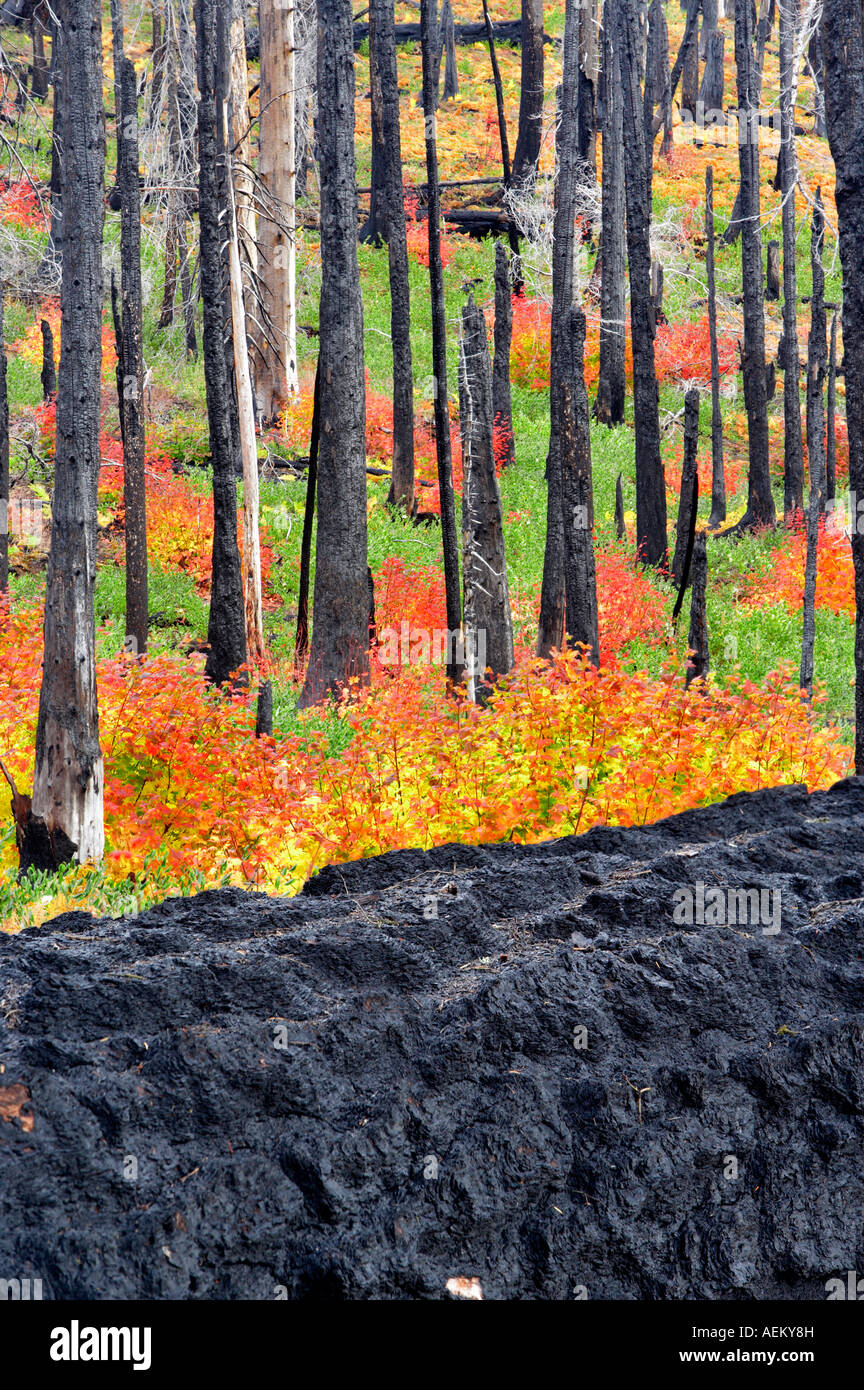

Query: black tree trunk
<box><xmin>0</xmin><ymin>283</ymin><xmax>7</xmax><ymax>594</ymax></box>
<box><xmin>492</xmin><ymin>241</ymin><xmax>515</xmax><ymax>470</ymax></box>
<box><xmin>511</xmin><ymin>0</ymin><xmax>544</xmax><ymax>188</ymax></box>
<box><xmin>560</xmin><ymin>305</ymin><xmax>600</xmax><ymax>663</ymax></box>
<box><xmin>780</xmin><ymin>0</ymin><xmax>804</xmax><ymax>517</ymax></box>
<box><xmin>195</xmin><ymin>0</ymin><xmax>247</xmax><ymax>689</ymax></box>
<box><xmin>685</xmin><ymin>530</ymin><xmax>709</xmax><ymax>688</ymax></box>
<box><xmin>300</xmin><ymin>0</ymin><xmax>370</xmax><ymax>706</ymax></box>
<box><xmin>706</xmin><ymin>165</ymin><xmax>725</xmax><ymax>527</ymax></box>
<box><xmin>595</xmin><ymin>2</ymin><xmax>626</xmax><ymax>428</ymax></box>
<box><xmin>617</xmin><ymin>0</ymin><xmax>667</xmax><ymax>568</ymax></box>
<box><xmin>826</xmin><ymin>310</ymin><xmax>838</xmax><ymax>504</ymax></box>
<box><xmin>672</xmin><ymin>387</ymin><xmax>701</xmax><ymax>586</ymax></box>
<box><xmin>40</xmin><ymin>317</ymin><xmax>56</xmax><ymax>400</ymax></box>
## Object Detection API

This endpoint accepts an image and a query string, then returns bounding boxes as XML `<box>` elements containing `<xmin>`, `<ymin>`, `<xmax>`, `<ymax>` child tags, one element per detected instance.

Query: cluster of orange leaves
<box><xmin>0</xmin><ymin>179</ymin><xmax>44</xmax><ymax>231</ymax></box>
<box><xmin>740</xmin><ymin>520</ymin><xmax>855</xmax><ymax>618</ymax></box>
<box><xmin>403</xmin><ymin>194</ymin><xmax>456</xmax><ymax>269</ymax></box>
<box><xmin>654</xmin><ymin>317</ymin><xmax>738</xmax><ymax>384</ymax></box>
<box><xmin>11</xmin><ymin>299</ymin><xmax>118</xmax><ymax>381</ymax></box>
<box><xmin>0</xmin><ymin>597</ymin><xmax>849</xmax><ymax>894</ymax></box>
<box><xmin>509</xmin><ymin>296</ymin><xmax>635</xmax><ymax>394</ymax></box>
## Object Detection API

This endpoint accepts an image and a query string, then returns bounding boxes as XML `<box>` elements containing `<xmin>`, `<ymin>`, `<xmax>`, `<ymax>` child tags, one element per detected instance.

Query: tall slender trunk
<box><xmin>369</xmin><ymin>0</ymin><xmax>415</xmax><ymax>511</ymax></box>
<box><xmin>195</xmin><ymin>0</ymin><xmax>247</xmax><ymax>689</ymax></box>
<box><xmin>256</xmin><ymin>0</ymin><xmax>299</xmax><ymax>423</ymax></box>
<box><xmin>229</xmin><ymin>0</ymin><xmax>258</xmax><ymax>357</ymax></box>
<box><xmin>512</xmin><ymin>0</ymin><xmax>544</xmax><ymax>188</ymax></box>
<box><xmin>685</xmin><ymin>531</ymin><xmax>709</xmax><ymax>687</ymax></box>
<box><xmin>420</xmin><ymin>0</ymin><xmax>462</xmax><ymax>684</ymax></box>
<box><xmin>617</xmin><ymin>0</ymin><xmax>667</xmax><ymax>568</ymax></box>
<box><xmin>110</xmin><ymin>0</ymin><xmax>148</xmax><ymax>659</ymax></box>
<box><xmin>801</xmin><ymin>191</ymin><xmax>827</xmax><ymax>698</ymax></box>
<box><xmin>672</xmin><ymin>388</ymin><xmax>701</xmax><ymax>586</ymax></box>
<box><xmin>735</xmin><ymin>0</ymin><xmax>775</xmax><ymax>529</ymax></box>
<box><xmin>779</xmin><ymin>0</ymin><xmax>804</xmax><ymax>517</ymax></box>
<box><xmin>822</xmin><ymin>0</ymin><xmax>864</xmax><ymax>771</ymax></box>
<box><xmin>299</xmin><ymin>0</ymin><xmax>370</xmax><ymax>707</ymax></box>
<box><xmin>0</xmin><ymin>282</ymin><xmax>8</xmax><ymax>595</ymax></box>
<box><xmin>493</xmin><ymin>241</ymin><xmax>515</xmax><ymax>470</ymax></box>
<box><xmin>826</xmin><ymin>310</ymin><xmax>838</xmax><ymax>504</ymax></box>
<box><xmin>706</xmin><ymin>165</ymin><xmax>725</xmax><ymax>527</ymax></box>
<box><xmin>31</xmin><ymin>2</ymin><xmax>50</xmax><ymax>99</ymax></box>
<box><xmin>595</xmin><ymin>2</ymin><xmax>626</xmax><ymax>428</ymax></box>
<box><xmin>28</xmin><ymin>0</ymin><xmax>106</xmax><ymax>871</ymax></box>
<box><xmin>560</xmin><ymin>305</ymin><xmax>599</xmax><ymax>663</ymax></box>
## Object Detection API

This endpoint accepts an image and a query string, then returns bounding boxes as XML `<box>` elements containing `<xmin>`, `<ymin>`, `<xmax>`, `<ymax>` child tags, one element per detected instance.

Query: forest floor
<box><xmin>0</xmin><ymin>3</ymin><xmax>856</xmax><ymax>927</ymax></box>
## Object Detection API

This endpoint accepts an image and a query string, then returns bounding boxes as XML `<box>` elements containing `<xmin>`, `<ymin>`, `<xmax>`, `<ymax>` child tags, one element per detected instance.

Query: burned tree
<box><xmin>685</xmin><ymin>531</ymin><xmax>709</xmax><ymax>688</ymax></box>
<box><xmin>801</xmin><ymin>192</ymin><xmax>827</xmax><ymax>700</ymax></box>
<box><xmin>672</xmin><ymin>388</ymin><xmax>701</xmax><ymax>587</ymax></box>
<box><xmin>0</xmin><ymin>283</ymin><xmax>7</xmax><ymax>595</ymax></box>
<box><xmin>40</xmin><ymin>317</ymin><xmax>55</xmax><ymax>400</ymax></box>
<box><xmin>459</xmin><ymin>295</ymin><xmax>514</xmax><ymax>703</ymax></box>
<box><xmin>617</xmin><ymin>0</ymin><xmax>667</xmax><ymax>567</ymax></box>
<box><xmin>699</xmin><ymin>26</ymin><xmax>724</xmax><ymax>112</ymax></box>
<box><xmin>706</xmin><ymin>166</ymin><xmax>725</xmax><ymax>527</ymax></box>
<box><xmin>733</xmin><ymin>0</ymin><xmax>775</xmax><ymax>530</ymax></box>
<box><xmin>511</xmin><ymin>0</ymin><xmax>544</xmax><ymax>187</ymax></box>
<box><xmin>367</xmin><ymin>0</ymin><xmax>415</xmax><ymax>512</ymax></box>
<box><xmin>420</xmin><ymin>0</ymin><xmax>462</xmax><ymax>685</ymax></box>
<box><xmin>195</xmin><ymin>0</ymin><xmax>247</xmax><ymax>689</ymax></box>
<box><xmin>779</xmin><ymin>0</ymin><xmax>804</xmax><ymax>517</ymax></box>
<box><xmin>595</xmin><ymin>1</ymin><xmax>626</xmax><ymax>428</ymax></box>
<box><xmin>28</xmin><ymin>0</ymin><xmax>106</xmax><ymax>871</ymax></box>
<box><xmin>110</xmin><ymin>1</ymin><xmax>148</xmax><ymax>659</ymax></box>
<box><xmin>299</xmin><ymin>0</ymin><xmax>370</xmax><ymax>707</ymax></box>
<box><xmin>441</xmin><ymin>0</ymin><xmax>458</xmax><ymax>100</ymax></box>
<box><xmin>827</xmin><ymin>310</ymin><xmax>838</xmax><ymax>504</ymax></box>
<box><xmin>823</xmin><ymin>0</ymin><xmax>864</xmax><ymax>768</ymax></box>
<box><xmin>560</xmin><ymin>305</ymin><xmax>599</xmax><ymax>664</ymax></box>
<box><xmin>493</xmin><ymin>241</ymin><xmax>515</xmax><ymax>470</ymax></box>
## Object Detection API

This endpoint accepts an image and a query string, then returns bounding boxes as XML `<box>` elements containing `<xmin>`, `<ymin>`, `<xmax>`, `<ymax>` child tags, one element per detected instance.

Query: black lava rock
<box><xmin>1</xmin><ymin>779</ymin><xmax>863</xmax><ymax>1299</ymax></box>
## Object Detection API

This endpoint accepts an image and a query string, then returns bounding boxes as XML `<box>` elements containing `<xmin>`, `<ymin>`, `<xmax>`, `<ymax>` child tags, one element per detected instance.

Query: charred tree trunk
<box><xmin>294</xmin><ymin>362</ymin><xmax>320</xmax><ymax>671</ymax></box>
<box><xmin>615</xmin><ymin>471</ymin><xmax>626</xmax><ymax>539</ymax></box>
<box><xmin>578</xmin><ymin>0</ymin><xmax>599</xmax><ymax>174</ymax></box>
<box><xmin>595</xmin><ymin>3</ymin><xmax>626</xmax><ymax>428</ymax></box>
<box><xmin>699</xmin><ymin>27</ymin><xmax>724</xmax><ymax>112</ymax></box>
<box><xmin>780</xmin><ymin>0</ymin><xmax>804</xmax><ymax>517</ymax></box>
<box><xmin>685</xmin><ymin>530</ymin><xmax>709</xmax><ymax>688</ymax></box>
<box><xmin>299</xmin><ymin>0</ymin><xmax>370</xmax><ymax>707</ymax></box>
<box><xmin>734</xmin><ymin>0</ymin><xmax>775</xmax><ymax>530</ymax></box>
<box><xmin>27</xmin><ymin>0</ymin><xmax>105</xmax><ymax>872</ymax></box>
<box><xmin>701</xmin><ymin>0</ymin><xmax>719</xmax><ymax>58</ymax></box>
<box><xmin>823</xmin><ymin>0</ymin><xmax>864</xmax><ymax>768</ymax></box>
<box><xmin>681</xmin><ymin>0</ymin><xmax>700</xmax><ymax>115</ymax></box>
<box><xmin>492</xmin><ymin>240</ymin><xmax>515</xmax><ymax>470</ymax></box>
<box><xmin>826</xmin><ymin>310</ymin><xmax>838</xmax><ymax>504</ymax></box>
<box><xmin>617</xmin><ymin>0</ymin><xmax>667</xmax><ymax>567</ymax></box>
<box><xmin>801</xmin><ymin>191</ymin><xmax>827</xmax><ymax>698</ymax></box>
<box><xmin>110</xmin><ymin>3</ymin><xmax>148</xmax><ymax>659</ymax></box>
<box><xmin>459</xmin><ymin>295</ymin><xmax>514</xmax><ymax>702</ymax></box>
<box><xmin>0</xmin><ymin>284</ymin><xmax>7</xmax><ymax>594</ymax></box>
<box><xmin>706</xmin><ymin>165</ymin><xmax>725</xmax><ymax>527</ymax></box>
<box><xmin>195</xmin><ymin>0</ymin><xmax>247</xmax><ymax>689</ymax></box>
<box><xmin>31</xmin><ymin>2</ymin><xmax>49</xmax><ymax>99</ymax></box>
<box><xmin>42</xmin><ymin>16</ymin><xmax>63</xmax><ymax>281</ymax></box>
<box><xmin>672</xmin><ymin>387</ymin><xmax>701</xmax><ymax>586</ymax></box>
<box><xmin>655</xmin><ymin>0</ymin><xmax>702</xmax><ymax>135</ymax></box>
<box><xmin>40</xmin><ymin>317</ymin><xmax>56</xmax><ymax>399</ymax></box>
<box><xmin>766</xmin><ymin>239</ymin><xmax>780</xmax><ymax>300</ymax></box>
<box><xmin>644</xmin><ymin>0</ymin><xmax>671</xmax><ymax>178</ymax></box>
<box><xmin>441</xmin><ymin>0</ymin><xmax>458</xmax><ymax>100</ymax></box>
<box><xmin>420</xmin><ymin>0</ymin><xmax>462</xmax><ymax>684</ymax></box>
<box><xmin>511</xmin><ymin>0</ymin><xmax>544</xmax><ymax>188</ymax></box>
<box><xmin>560</xmin><ymin>305</ymin><xmax>600</xmax><ymax>663</ymax></box>
<box><xmin>369</xmin><ymin>0</ymin><xmax>415</xmax><ymax>512</ymax></box>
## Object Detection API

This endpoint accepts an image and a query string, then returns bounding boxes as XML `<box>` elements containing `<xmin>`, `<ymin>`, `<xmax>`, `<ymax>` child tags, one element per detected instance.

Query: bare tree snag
<box><xmin>420</xmin><ymin>0</ymin><xmax>463</xmax><ymax>685</ymax></box>
<box><xmin>615</xmin><ymin>471</ymin><xmax>626</xmax><ymax>539</ymax></box>
<box><xmin>681</xmin><ymin>0</ymin><xmax>701</xmax><ymax>116</ymax></box>
<box><xmin>31</xmin><ymin>1</ymin><xmax>49</xmax><ymax>99</ymax></box>
<box><xmin>699</xmin><ymin>26</ymin><xmax>724</xmax><ymax>111</ymax></box>
<box><xmin>28</xmin><ymin>0</ymin><xmax>105</xmax><ymax>872</ymax></box>
<box><xmin>110</xmin><ymin>2</ymin><xmax>148</xmax><ymax>660</ymax></box>
<box><xmin>493</xmin><ymin>241</ymin><xmax>515</xmax><ymax>470</ymax></box>
<box><xmin>294</xmin><ymin>361</ymin><xmax>320</xmax><ymax>672</ymax></box>
<box><xmin>512</xmin><ymin>0</ymin><xmax>544</xmax><ymax>188</ymax></box>
<box><xmin>685</xmin><ymin>530</ymin><xmax>709</xmax><ymax>688</ymax></box>
<box><xmin>441</xmin><ymin>0</ymin><xmax>458</xmax><ymax>99</ymax></box>
<box><xmin>806</xmin><ymin>189</ymin><xmax>827</xmax><ymax>522</ymax></box>
<box><xmin>822</xmin><ymin>0</ymin><xmax>864</xmax><ymax>768</ymax></box>
<box><xmin>733</xmin><ymin>0</ymin><xmax>775</xmax><ymax>531</ymax></box>
<box><xmin>195</xmin><ymin>0</ymin><xmax>247</xmax><ymax>690</ymax></box>
<box><xmin>617</xmin><ymin>0</ymin><xmax>667</xmax><ymax>568</ymax></box>
<box><xmin>299</xmin><ymin>0</ymin><xmax>370</xmax><ymax>708</ymax></box>
<box><xmin>459</xmin><ymin>294</ymin><xmax>514</xmax><ymax>703</ymax></box>
<box><xmin>826</xmin><ymin>310</ymin><xmax>838</xmax><ymax>504</ymax></box>
<box><xmin>705</xmin><ymin>166</ymin><xmax>725</xmax><ymax>528</ymax></box>
<box><xmin>229</xmin><ymin>0</ymin><xmax>258</xmax><ymax>357</ymax></box>
<box><xmin>780</xmin><ymin>0</ymin><xmax>803</xmax><ymax>518</ymax></box>
<box><xmin>560</xmin><ymin>305</ymin><xmax>599</xmax><ymax>664</ymax></box>
<box><xmin>256</xmin><ymin>0</ymin><xmax>299</xmax><ymax>422</ymax></box>
<box><xmin>766</xmin><ymin>240</ymin><xmax>780</xmax><ymax>301</ymax></box>
<box><xmin>368</xmin><ymin>0</ymin><xmax>415</xmax><ymax>511</ymax></box>
<box><xmin>595</xmin><ymin>2</ymin><xmax>626</xmax><ymax>428</ymax></box>
<box><xmin>672</xmin><ymin>388</ymin><xmax>701</xmax><ymax>586</ymax></box>
<box><xmin>40</xmin><ymin>317</ymin><xmax>56</xmax><ymax>400</ymax></box>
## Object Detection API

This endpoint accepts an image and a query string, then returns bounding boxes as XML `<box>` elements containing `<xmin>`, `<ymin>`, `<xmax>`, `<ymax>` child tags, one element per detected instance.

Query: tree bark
<box><xmin>685</xmin><ymin>530</ymin><xmax>709</xmax><ymax>688</ymax></box>
<box><xmin>578</xmin><ymin>0</ymin><xmax>599</xmax><ymax>174</ymax></box>
<box><xmin>560</xmin><ymin>305</ymin><xmax>599</xmax><ymax>663</ymax></box>
<box><xmin>801</xmin><ymin>190</ymin><xmax>827</xmax><ymax>698</ymax></box>
<box><xmin>826</xmin><ymin>309</ymin><xmax>838</xmax><ymax>504</ymax></box>
<box><xmin>766</xmin><ymin>239</ymin><xmax>780</xmax><ymax>300</ymax></box>
<box><xmin>511</xmin><ymin>0</ymin><xmax>544</xmax><ymax>188</ymax></box>
<box><xmin>459</xmin><ymin>294</ymin><xmax>514</xmax><ymax>702</ymax></box>
<box><xmin>672</xmin><ymin>387</ymin><xmax>700</xmax><ymax>586</ymax></box>
<box><xmin>229</xmin><ymin>0</ymin><xmax>258</xmax><ymax>357</ymax></box>
<box><xmin>493</xmin><ymin>240</ymin><xmax>515</xmax><ymax>470</ymax></box>
<box><xmin>595</xmin><ymin>2</ymin><xmax>626</xmax><ymax>429</ymax></box>
<box><xmin>256</xmin><ymin>0</ymin><xmax>299</xmax><ymax>422</ymax></box>
<box><xmin>699</xmin><ymin>26</ymin><xmax>724</xmax><ymax>111</ymax></box>
<box><xmin>617</xmin><ymin>0</ymin><xmax>667</xmax><ymax>567</ymax></box>
<box><xmin>420</xmin><ymin>0</ymin><xmax>462</xmax><ymax>685</ymax></box>
<box><xmin>822</xmin><ymin>0</ymin><xmax>864</xmax><ymax>768</ymax></box>
<box><xmin>28</xmin><ymin>0</ymin><xmax>105</xmax><ymax>871</ymax></box>
<box><xmin>195</xmin><ymin>0</ymin><xmax>247</xmax><ymax>690</ymax></box>
<box><xmin>734</xmin><ymin>0</ymin><xmax>775</xmax><ymax>530</ymax></box>
<box><xmin>681</xmin><ymin>0</ymin><xmax>700</xmax><ymax>115</ymax></box>
<box><xmin>779</xmin><ymin>0</ymin><xmax>804</xmax><ymax>517</ymax></box>
<box><xmin>441</xmin><ymin>0</ymin><xmax>458</xmax><ymax>99</ymax></box>
<box><xmin>299</xmin><ymin>0</ymin><xmax>370</xmax><ymax>707</ymax></box>
<box><xmin>40</xmin><ymin>317</ymin><xmax>56</xmax><ymax>399</ymax></box>
<box><xmin>294</xmin><ymin>361</ymin><xmax>320</xmax><ymax>671</ymax></box>
<box><xmin>368</xmin><ymin>0</ymin><xmax>415</xmax><ymax>512</ymax></box>
<box><xmin>110</xmin><ymin>2</ymin><xmax>148</xmax><ymax>660</ymax></box>
<box><xmin>706</xmin><ymin>165</ymin><xmax>725</xmax><ymax>527</ymax></box>
<box><xmin>31</xmin><ymin>1</ymin><xmax>49</xmax><ymax>99</ymax></box>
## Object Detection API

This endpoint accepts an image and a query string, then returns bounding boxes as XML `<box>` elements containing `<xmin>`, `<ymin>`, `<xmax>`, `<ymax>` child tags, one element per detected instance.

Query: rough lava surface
<box><xmin>1</xmin><ymin>779</ymin><xmax>863</xmax><ymax>1300</ymax></box>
